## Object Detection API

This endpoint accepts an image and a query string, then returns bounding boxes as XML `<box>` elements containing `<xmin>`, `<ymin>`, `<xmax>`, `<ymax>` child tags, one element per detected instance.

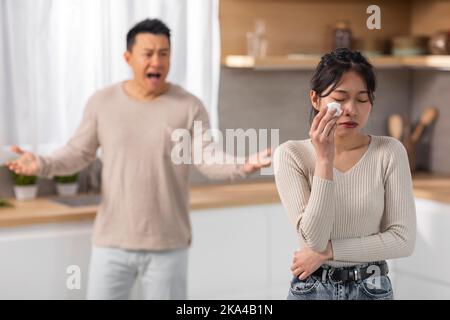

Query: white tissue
<box><xmin>326</xmin><ymin>102</ymin><xmax>342</xmax><ymax>117</ymax></box>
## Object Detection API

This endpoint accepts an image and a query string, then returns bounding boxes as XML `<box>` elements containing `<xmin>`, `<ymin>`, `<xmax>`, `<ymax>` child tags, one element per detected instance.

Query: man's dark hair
<box><xmin>126</xmin><ymin>18</ymin><xmax>171</xmax><ymax>51</ymax></box>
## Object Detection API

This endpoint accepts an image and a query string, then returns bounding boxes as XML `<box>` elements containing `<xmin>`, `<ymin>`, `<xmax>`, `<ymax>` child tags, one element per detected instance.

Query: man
<box><xmin>7</xmin><ymin>18</ymin><xmax>271</xmax><ymax>299</ymax></box>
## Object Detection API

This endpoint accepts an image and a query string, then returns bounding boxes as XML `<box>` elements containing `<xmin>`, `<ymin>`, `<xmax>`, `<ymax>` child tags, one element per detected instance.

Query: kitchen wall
<box><xmin>1</xmin><ymin>66</ymin><xmax>447</xmax><ymax>195</ymax></box>
<box><xmin>214</xmin><ymin>0</ymin><xmax>450</xmax><ymax>180</ymax></box>
<box><xmin>0</xmin><ymin>160</ymin><xmax>101</xmax><ymax>198</ymax></box>
<box><xmin>411</xmin><ymin>70</ymin><xmax>450</xmax><ymax>174</ymax></box>
<box><xmin>220</xmin><ymin>0</ymin><xmax>450</xmax><ymax>58</ymax></box>
<box><xmin>410</xmin><ymin>0</ymin><xmax>450</xmax><ymax>36</ymax></box>
<box><xmin>2</xmin><ymin>0</ymin><xmax>449</xmax><ymax>196</ymax></box>
<box><xmin>192</xmin><ymin>67</ymin><xmax>450</xmax><ymax>183</ymax></box>
<box><xmin>190</xmin><ymin>67</ymin><xmax>412</xmax><ymax>184</ymax></box>
<box><xmin>220</xmin><ymin>0</ymin><xmax>412</xmax><ymax>57</ymax></box>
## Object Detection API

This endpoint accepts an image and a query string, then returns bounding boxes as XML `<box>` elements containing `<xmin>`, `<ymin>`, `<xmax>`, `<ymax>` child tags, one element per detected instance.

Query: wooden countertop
<box><xmin>412</xmin><ymin>174</ymin><xmax>450</xmax><ymax>204</ymax></box>
<box><xmin>0</xmin><ymin>181</ymin><xmax>280</xmax><ymax>228</ymax></box>
<box><xmin>1</xmin><ymin>174</ymin><xmax>450</xmax><ymax>228</ymax></box>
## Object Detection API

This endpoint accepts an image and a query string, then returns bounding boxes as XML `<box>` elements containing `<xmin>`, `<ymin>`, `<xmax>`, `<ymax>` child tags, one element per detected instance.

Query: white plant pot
<box><xmin>14</xmin><ymin>185</ymin><xmax>38</xmax><ymax>201</ymax></box>
<box><xmin>56</xmin><ymin>183</ymin><xmax>78</xmax><ymax>196</ymax></box>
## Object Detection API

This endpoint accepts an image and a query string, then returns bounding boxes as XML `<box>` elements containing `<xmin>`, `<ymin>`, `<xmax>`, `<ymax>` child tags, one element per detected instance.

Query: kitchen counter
<box><xmin>0</xmin><ymin>181</ymin><xmax>280</xmax><ymax>228</ymax></box>
<box><xmin>1</xmin><ymin>174</ymin><xmax>449</xmax><ymax>228</ymax></box>
<box><xmin>412</xmin><ymin>173</ymin><xmax>450</xmax><ymax>204</ymax></box>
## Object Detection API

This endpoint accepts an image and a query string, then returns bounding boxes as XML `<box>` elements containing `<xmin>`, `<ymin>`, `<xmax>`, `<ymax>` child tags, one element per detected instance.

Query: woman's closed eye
<box><xmin>357</xmin><ymin>93</ymin><xmax>369</xmax><ymax>103</ymax></box>
<box><xmin>332</xmin><ymin>97</ymin><xmax>368</xmax><ymax>103</ymax></box>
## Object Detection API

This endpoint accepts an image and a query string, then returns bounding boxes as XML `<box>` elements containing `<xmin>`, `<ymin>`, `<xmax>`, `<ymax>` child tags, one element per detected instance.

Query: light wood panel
<box><xmin>220</xmin><ymin>0</ymin><xmax>412</xmax><ymax>58</ymax></box>
<box><xmin>223</xmin><ymin>54</ymin><xmax>450</xmax><ymax>70</ymax></box>
<box><xmin>411</xmin><ymin>0</ymin><xmax>450</xmax><ymax>36</ymax></box>
<box><xmin>0</xmin><ymin>197</ymin><xmax>96</xmax><ymax>227</ymax></box>
<box><xmin>412</xmin><ymin>173</ymin><xmax>450</xmax><ymax>203</ymax></box>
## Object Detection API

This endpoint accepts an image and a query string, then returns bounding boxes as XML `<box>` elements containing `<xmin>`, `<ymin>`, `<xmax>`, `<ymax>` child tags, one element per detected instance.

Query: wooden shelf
<box><xmin>223</xmin><ymin>55</ymin><xmax>450</xmax><ymax>71</ymax></box>
<box><xmin>401</xmin><ymin>56</ymin><xmax>450</xmax><ymax>69</ymax></box>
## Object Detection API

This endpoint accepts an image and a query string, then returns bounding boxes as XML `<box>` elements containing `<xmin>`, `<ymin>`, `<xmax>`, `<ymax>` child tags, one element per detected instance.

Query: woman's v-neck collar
<box><xmin>333</xmin><ymin>135</ymin><xmax>374</xmax><ymax>176</ymax></box>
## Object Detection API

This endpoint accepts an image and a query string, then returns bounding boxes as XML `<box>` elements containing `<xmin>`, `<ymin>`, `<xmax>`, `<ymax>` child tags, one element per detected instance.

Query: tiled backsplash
<box><xmin>410</xmin><ymin>70</ymin><xmax>450</xmax><ymax>175</ymax></box>
<box><xmin>1</xmin><ymin>67</ymin><xmax>448</xmax><ymax>197</ymax></box>
<box><xmin>191</xmin><ymin>67</ymin><xmax>412</xmax><ymax>184</ymax></box>
<box><xmin>0</xmin><ymin>160</ymin><xmax>102</xmax><ymax>198</ymax></box>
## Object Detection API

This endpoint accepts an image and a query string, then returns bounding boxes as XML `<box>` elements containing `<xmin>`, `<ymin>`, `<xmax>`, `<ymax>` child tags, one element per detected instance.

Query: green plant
<box><xmin>11</xmin><ymin>172</ymin><xmax>37</xmax><ymax>186</ymax></box>
<box><xmin>0</xmin><ymin>199</ymin><xmax>12</xmax><ymax>208</ymax></box>
<box><xmin>54</xmin><ymin>174</ymin><xmax>78</xmax><ymax>184</ymax></box>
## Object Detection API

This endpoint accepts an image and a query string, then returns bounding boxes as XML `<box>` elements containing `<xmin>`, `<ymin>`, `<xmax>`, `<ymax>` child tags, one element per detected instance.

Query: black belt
<box><xmin>312</xmin><ymin>262</ymin><xmax>389</xmax><ymax>282</ymax></box>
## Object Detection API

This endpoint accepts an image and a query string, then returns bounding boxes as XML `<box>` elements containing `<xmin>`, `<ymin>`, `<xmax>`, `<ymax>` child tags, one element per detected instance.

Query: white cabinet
<box><xmin>188</xmin><ymin>203</ymin><xmax>297</xmax><ymax>300</ymax></box>
<box><xmin>4</xmin><ymin>197</ymin><xmax>447</xmax><ymax>300</ymax></box>
<box><xmin>0</xmin><ymin>203</ymin><xmax>297</xmax><ymax>299</ymax></box>
<box><xmin>189</xmin><ymin>205</ymin><xmax>270</xmax><ymax>299</ymax></box>
<box><xmin>392</xmin><ymin>273</ymin><xmax>450</xmax><ymax>300</ymax></box>
<box><xmin>389</xmin><ymin>198</ymin><xmax>450</xmax><ymax>299</ymax></box>
<box><xmin>0</xmin><ymin>221</ymin><xmax>93</xmax><ymax>299</ymax></box>
<box><xmin>268</xmin><ymin>206</ymin><xmax>299</xmax><ymax>298</ymax></box>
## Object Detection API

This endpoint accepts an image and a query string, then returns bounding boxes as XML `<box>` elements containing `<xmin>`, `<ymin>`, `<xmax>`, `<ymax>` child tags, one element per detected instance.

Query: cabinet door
<box><xmin>0</xmin><ymin>221</ymin><xmax>92</xmax><ymax>299</ymax></box>
<box><xmin>389</xmin><ymin>198</ymin><xmax>450</xmax><ymax>299</ymax></box>
<box><xmin>268</xmin><ymin>204</ymin><xmax>298</xmax><ymax>299</ymax></box>
<box><xmin>390</xmin><ymin>199</ymin><xmax>450</xmax><ymax>279</ymax></box>
<box><xmin>189</xmin><ymin>205</ymin><xmax>271</xmax><ymax>299</ymax></box>
<box><xmin>393</xmin><ymin>273</ymin><xmax>450</xmax><ymax>300</ymax></box>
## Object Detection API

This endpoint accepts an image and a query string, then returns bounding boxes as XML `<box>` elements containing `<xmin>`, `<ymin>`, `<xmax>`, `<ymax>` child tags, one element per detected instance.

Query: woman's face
<box><xmin>310</xmin><ymin>70</ymin><xmax>372</xmax><ymax>138</ymax></box>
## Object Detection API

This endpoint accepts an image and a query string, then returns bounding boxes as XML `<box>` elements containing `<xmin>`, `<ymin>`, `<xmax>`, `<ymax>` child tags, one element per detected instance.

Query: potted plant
<box><xmin>11</xmin><ymin>172</ymin><xmax>38</xmax><ymax>201</ymax></box>
<box><xmin>0</xmin><ymin>198</ymin><xmax>12</xmax><ymax>208</ymax></box>
<box><xmin>54</xmin><ymin>174</ymin><xmax>79</xmax><ymax>196</ymax></box>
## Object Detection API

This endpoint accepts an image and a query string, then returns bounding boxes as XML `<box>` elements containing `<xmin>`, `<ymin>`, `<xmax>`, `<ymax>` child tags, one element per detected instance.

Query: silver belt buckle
<box><xmin>353</xmin><ymin>269</ymin><xmax>360</xmax><ymax>281</ymax></box>
<box><xmin>321</xmin><ymin>268</ymin><xmax>328</xmax><ymax>283</ymax></box>
<box><xmin>328</xmin><ymin>268</ymin><xmax>335</xmax><ymax>281</ymax></box>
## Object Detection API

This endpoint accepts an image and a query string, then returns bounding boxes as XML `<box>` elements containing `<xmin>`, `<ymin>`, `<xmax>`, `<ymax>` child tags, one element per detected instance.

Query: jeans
<box><xmin>86</xmin><ymin>245</ymin><xmax>188</xmax><ymax>300</ymax></box>
<box><xmin>287</xmin><ymin>262</ymin><xmax>394</xmax><ymax>300</ymax></box>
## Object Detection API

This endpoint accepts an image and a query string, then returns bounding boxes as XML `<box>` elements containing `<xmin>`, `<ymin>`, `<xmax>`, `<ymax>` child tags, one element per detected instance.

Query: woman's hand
<box><xmin>309</xmin><ymin>107</ymin><xmax>338</xmax><ymax>163</ymax></box>
<box><xmin>291</xmin><ymin>242</ymin><xmax>333</xmax><ymax>280</ymax></box>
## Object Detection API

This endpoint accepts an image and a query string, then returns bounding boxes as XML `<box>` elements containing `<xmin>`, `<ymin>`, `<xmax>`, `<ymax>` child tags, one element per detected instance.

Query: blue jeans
<box><xmin>287</xmin><ymin>262</ymin><xmax>394</xmax><ymax>300</ymax></box>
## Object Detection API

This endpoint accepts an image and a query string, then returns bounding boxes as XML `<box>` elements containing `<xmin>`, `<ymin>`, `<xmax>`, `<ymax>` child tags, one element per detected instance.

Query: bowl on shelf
<box><xmin>428</xmin><ymin>30</ymin><xmax>450</xmax><ymax>55</ymax></box>
<box><xmin>391</xmin><ymin>36</ymin><xmax>429</xmax><ymax>56</ymax></box>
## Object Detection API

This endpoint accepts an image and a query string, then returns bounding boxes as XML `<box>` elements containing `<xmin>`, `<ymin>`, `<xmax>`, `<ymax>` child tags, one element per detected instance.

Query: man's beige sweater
<box><xmin>274</xmin><ymin>135</ymin><xmax>416</xmax><ymax>267</ymax></box>
<box><xmin>38</xmin><ymin>82</ymin><xmax>246</xmax><ymax>250</ymax></box>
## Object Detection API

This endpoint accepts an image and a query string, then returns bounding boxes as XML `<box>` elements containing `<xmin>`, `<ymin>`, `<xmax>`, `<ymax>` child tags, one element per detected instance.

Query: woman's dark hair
<box><xmin>126</xmin><ymin>18</ymin><xmax>171</xmax><ymax>51</ymax></box>
<box><xmin>309</xmin><ymin>48</ymin><xmax>376</xmax><ymax>126</ymax></box>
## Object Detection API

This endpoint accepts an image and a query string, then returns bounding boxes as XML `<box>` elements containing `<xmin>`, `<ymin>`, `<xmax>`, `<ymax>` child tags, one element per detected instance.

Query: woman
<box><xmin>274</xmin><ymin>48</ymin><xmax>416</xmax><ymax>300</ymax></box>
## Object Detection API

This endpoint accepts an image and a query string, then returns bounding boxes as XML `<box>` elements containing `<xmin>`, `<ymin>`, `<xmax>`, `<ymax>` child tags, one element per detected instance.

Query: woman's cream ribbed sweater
<box><xmin>274</xmin><ymin>135</ymin><xmax>416</xmax><ymax>267</ymax></box>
